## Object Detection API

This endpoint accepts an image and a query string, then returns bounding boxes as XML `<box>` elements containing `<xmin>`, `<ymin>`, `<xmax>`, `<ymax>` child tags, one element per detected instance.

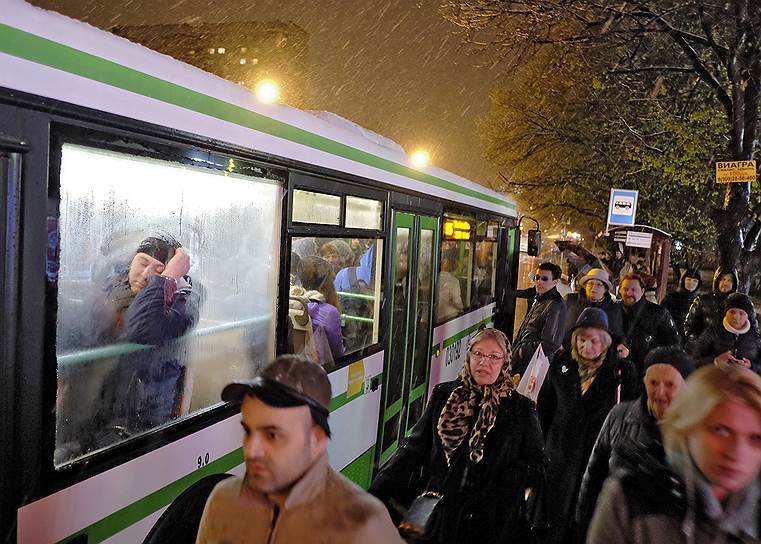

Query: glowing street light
<box><xmin>410</xmin><ymin>149</ymin><xmax>430</xmax><ymax>168</ymax></box>
<box><xmin>255</xmin><ymin>79</ymin><xmax>280</xmax><ymax>104</ymax></box>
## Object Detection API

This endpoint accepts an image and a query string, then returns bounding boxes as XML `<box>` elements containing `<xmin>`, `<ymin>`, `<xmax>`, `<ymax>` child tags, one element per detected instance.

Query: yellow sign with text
<box><xmin>716</xmin><ymin>160</ymin><xmax>757</xmax><ymax>183</ymax></box>
<box><xmin>347</xmin><ymin>360</ymin><xmax>365</xmax><ymax>398</ymax></box>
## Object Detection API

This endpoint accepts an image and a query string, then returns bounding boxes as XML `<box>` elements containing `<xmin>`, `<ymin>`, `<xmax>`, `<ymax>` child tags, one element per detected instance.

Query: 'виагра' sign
<box><xmin>716</xmin><ymin>160</ymin><xmax>756</xmax><ymax>183</ymax></box>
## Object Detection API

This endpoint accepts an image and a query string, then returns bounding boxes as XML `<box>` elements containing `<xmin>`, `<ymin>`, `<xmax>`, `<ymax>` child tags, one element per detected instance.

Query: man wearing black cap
<box><xmin>196</xmin><ymin>355</ymin><xmax>403</xmax><ymax>543</ymax></box>
<box><xmin>575</xmin><ymin>346</ymin><xmax>695</xmax><ymax>540</ymax></box>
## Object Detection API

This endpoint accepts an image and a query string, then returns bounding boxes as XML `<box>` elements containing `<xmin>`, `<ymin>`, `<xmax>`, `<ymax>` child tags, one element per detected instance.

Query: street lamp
<box><xmin>255</xmin><ymin>79</ymin><xmax>280</xmax><ymax>104</ymax></box>
<box><xmin>410</xmin><ymin>149</ymin><xmax>430</xmax><ymax>168</ymax></box>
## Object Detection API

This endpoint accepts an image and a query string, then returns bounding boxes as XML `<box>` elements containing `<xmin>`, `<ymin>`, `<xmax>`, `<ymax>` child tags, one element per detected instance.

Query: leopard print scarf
<box><xmin>436</xmin><ymin>351</ymin><xmax>514</xmax><ymax>465</ymax></box>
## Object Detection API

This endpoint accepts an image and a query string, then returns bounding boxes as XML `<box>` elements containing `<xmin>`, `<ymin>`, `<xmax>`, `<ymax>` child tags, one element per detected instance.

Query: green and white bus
<box><xmin>0</xmin><ymin>1</ymin><xmax>521</xmax><ymax>541</ymax></box>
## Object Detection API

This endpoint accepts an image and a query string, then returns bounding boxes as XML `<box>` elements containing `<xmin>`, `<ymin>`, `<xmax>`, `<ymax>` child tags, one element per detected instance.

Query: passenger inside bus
<box><xmin>299</xmin><ymin>255</ymin><xmax>345</xmax><ymax>367</ymax></box>
<box><xmin>437</xmin><ymin>243</ymin><xmax>464</xmax><ymax>322</ymax></box>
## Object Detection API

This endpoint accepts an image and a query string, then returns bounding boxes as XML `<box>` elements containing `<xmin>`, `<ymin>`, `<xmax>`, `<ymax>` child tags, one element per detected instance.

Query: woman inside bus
<box><xmin>588</xmin><ymin>364</ymin><xmax>761</xmax><ymax>543</ymax></box>
<box><xmin>299</xmin><ymin>255</ymin><xmax>345</xmax><ymax>365</ymax></box>
<box><xmin>369</xmin><ymin>328</ymin><xmax>545</xmax><ymax>543</ymax></box>
<box><xmin>537</xmin><ymin>308</ymin><xmax>637</xmax><ymax>544</ymax></box>
<box><xmin>86</xmin><ymin>234</ymin><xmax>200</xmax><ymax>443</ymax></box>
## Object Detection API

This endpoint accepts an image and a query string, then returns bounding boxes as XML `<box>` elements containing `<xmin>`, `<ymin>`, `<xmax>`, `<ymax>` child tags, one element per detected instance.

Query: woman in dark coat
<box><xmin>691</xmin><ymin>292</ymin><xmax>761</xmax><ymax>374</ymax></box>
<box><xmin>369</xmin><ymin>328</ymin><xmax>546</xmax><ymax>544</ymax></box>
<box><xmin>662</xmin><ymin>267</ymin><xmax>701</xmax><ymax>342</ymax></box>
<box><xmin>684</xmin><ymin>265</ymin><xmax>737</xmax><ymax>348</ymax></box>
<box><xmin>537</xmin><ymin>308</ymin><xmax>637</xmax><ymax>544</ymax></box>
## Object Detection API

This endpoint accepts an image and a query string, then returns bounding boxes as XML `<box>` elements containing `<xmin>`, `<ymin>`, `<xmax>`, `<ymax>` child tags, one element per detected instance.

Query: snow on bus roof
<box><xmin>0</xmin><ymin>0</ymin><xmax>516</xmax><ymax>214</ymax></box>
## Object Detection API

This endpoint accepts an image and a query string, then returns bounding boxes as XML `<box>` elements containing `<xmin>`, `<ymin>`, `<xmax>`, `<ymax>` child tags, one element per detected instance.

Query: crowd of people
<box><xmin>194</xmin><ymin>258</ymin><xmax>761</xmax><ymax>543</ymax></box>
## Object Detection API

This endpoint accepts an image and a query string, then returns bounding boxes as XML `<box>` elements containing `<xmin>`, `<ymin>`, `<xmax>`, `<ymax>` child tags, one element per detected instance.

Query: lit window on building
<box><xmin>208</xmin><ymin>48</ymin><xmax>215</xmax><ymax>54</ymax></box>
<box><xmin>240</xmin><ymin>47</ymin><xmax>248</xmax><ymax>53</ymax></box>
<box><xmin>252</xmin><ymin>58</ymin><xmax>259</xmax><ymax>65</ymax></box>
<box><xmin>240</xmin><ymin>58</ymin><xmax>247</xmax><ymax>65</ymax></box>
<box><xmin>189</xmin><ymin>49</ymin><xmax>196</xmax><ymax>55</ymax></box>
<box><xmin>217</xmin><ymin>47</ymin><xmax>226</xmax><ymax>54</ymax></box>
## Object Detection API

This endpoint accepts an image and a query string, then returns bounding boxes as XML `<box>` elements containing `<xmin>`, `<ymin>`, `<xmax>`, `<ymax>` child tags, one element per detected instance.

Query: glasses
<box><xmin>470</xmin><ymin>350</ymin><xmax>504</xmax><ymax>363</ymax></box>
<box><xmin>536</xmin><ymin>275</ymin><xmax>554</xmax><ymax>281</ymax></box>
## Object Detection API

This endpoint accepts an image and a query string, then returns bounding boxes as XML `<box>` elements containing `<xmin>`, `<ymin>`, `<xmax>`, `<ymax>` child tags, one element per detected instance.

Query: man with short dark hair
<box><xmin>511</xmin><ymin>262</ymin><xmax>566</xmax><ymax>375</ymax></box>
<box><xmin>575</xmin><ymin>346</ymin><xmax>695</xmax><ymax>540</ymax></box>
<box><xmin>617</xmin><ymin>273</ymin><xmax>679</xmax><ymax>378</ymax></box>
<box><xmin>196</xmin><ymin>355</ymin><xmax>403</xmax><ymax>543</ymax></box>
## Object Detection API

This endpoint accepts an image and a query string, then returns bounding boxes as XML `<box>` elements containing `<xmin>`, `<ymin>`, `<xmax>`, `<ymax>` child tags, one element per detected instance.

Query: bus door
<box><xmin>377</xmin><ymin>211</ymin><xmax>438</xmax><ymax>465</ymax></box>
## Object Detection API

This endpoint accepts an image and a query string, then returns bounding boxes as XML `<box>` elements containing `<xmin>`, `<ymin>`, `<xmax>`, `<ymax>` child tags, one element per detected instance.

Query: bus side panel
<box><xmin>427</xmin><ymin>303</ymin><xmax>496</xmax><ymax>398</ymax></box>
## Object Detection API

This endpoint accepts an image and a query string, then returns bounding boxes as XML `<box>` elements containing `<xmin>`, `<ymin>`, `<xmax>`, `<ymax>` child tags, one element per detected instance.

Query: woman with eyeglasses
<box><xmin>536</xmin><ymin>308</ymin><xmax>637</xmax><ymax>544</ymax></box>
<box><xmin>369</xmin><ymin>328</ymin><xmax>546</xmax><ymax>543</ymax></box>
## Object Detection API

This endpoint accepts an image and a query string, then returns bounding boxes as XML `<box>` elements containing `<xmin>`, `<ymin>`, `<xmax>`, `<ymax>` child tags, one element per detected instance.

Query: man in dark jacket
<box><xmin>575</xmin><ymin>346</ymin><xmax>695</xmax><ymax>540</ymax></box>
<box><xmin>691</xmin><ymin>292</ymin><xmax>761</xmax><ymax>374</ymax></box>
<box><xmin>661</xmin><ymin>268</ymin><xmax>701</xmax><ymax>342</ymax></box>
<box><xmin>684</xmin><ymin>265</ymin><xmax>738</xmax><ymax>349</ymax></box>
<box><xmin>617</xmin><ymin>273</ymin><xmax>680</xmax><ymax>379</ymax></box>
<box><xmin>563</xmin><ymin>268</ymin><xmax>623</xmax><ymax>347</ymax></box>
<box><xmin>512</xmin><ymin>262</ymin><xmax>566</xmax><ymax>375</ymax></box>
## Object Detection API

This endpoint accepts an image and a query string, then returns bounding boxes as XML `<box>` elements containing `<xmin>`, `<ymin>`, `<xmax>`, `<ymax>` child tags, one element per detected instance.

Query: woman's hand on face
<box><xmin>163</xmin><ymin>248</ymin><xmax>190</xmax><ymax>279</ymax></box>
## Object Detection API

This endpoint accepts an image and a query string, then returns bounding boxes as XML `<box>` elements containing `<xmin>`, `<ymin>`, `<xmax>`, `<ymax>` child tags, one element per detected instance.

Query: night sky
<box><xmin>30</xmin><ymin>0</ymin><xmax>503</xmax><ymax>187</ymax></box>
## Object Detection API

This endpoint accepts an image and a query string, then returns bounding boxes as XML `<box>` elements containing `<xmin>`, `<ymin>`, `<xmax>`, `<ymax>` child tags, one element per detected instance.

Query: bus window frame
<box><xmin>43</xmin><ymin>120</ymin><xmax>288</xmax><ymax>484</ymax></box>
<box><xmin>281</xmin><ymin>173</ymin><xmax>389</xmax><ymax>371</ymax></box>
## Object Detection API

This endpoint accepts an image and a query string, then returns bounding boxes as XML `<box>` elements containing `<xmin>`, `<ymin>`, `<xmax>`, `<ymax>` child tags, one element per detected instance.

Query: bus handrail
<box><xmin>56</xmin><ymin>315</ymin><xmax>272</xmax><ymax>367</ymax></box>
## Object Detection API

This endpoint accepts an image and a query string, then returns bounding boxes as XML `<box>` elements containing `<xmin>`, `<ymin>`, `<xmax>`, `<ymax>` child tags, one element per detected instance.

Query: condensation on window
<box><xmin>292</xmin><ymin>189</ymin><xmax>341</xmax><ymax>225</ymax></box>
<box><xmin>54</xmin><ymin>144</ymin><xmax>281</xmax><ymax>467</ymax></box>
<box><xmin>475</xmin><ymin>241</ymin><xmax>497</xmax><ymax>307</ymax></box>
<box><xmin>288</xmin><ymin>236</ymin><xmax>383</xmax><ymax>369</ymax></box>
<box><xmin>345</xmin><ymin>196</ymin><xmax>383</xmax><ymax>230</ymax></box>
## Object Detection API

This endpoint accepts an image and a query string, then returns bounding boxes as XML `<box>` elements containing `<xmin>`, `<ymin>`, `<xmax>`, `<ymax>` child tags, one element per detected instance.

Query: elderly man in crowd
<box><xmin>575</xmin><ymin>346</ymin><xmax>695</xmax><ymax>541</ymax></box>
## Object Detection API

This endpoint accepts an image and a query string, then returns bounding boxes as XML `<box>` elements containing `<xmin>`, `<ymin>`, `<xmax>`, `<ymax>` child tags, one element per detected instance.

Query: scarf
<box><xmin>668</xmin><ymin>449</ymin><xmax>760</xmax><ymax>543</ymax></box>
<box><xmin>573</xmin><ymin>348</ymin><xmax>607</xmax><ymax>395</ymax></box>
<box><xmin>723</xmin><ymin>316</ymin><xmax>751</xmax><ymax>335</ymax></box>
<box><xmin>436</xmin><ymin>353</ymin><xmax>514</xmax><ymax>465</ymax></box>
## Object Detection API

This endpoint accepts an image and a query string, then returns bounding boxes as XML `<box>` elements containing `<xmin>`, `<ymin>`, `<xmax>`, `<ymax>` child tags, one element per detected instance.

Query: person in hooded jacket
<box><xmin>662</xmin><ymin>268</ymin><xmax>702</xmax><ymax>343</ymax></box>
<box><xmin>684</xmin><ymin>265</ymin><xmax>738</xmax><ymax>349</ymax></box>
<box><xmin>691</xmin><ymin>292</ymin><xmax>761</xmax><ymax>374</ymax></box>
<box><xmin>369</xmin><ymin>328</ymin><xmax>546</xmax><ymax>544</ymax></box>
<box><xmin>587</xmin><ymin>364</ymin><xmax>761</xmax><ymax>544</ymax></box>
<box><xmin>536</xmin><ymin>308</ymin><xmax>637</xmax><ymax>544</ymax></box>
<box><xmin>563</xmin><ymin>268</ymin><xmax>623</xmax><ymax>347</ymax></box>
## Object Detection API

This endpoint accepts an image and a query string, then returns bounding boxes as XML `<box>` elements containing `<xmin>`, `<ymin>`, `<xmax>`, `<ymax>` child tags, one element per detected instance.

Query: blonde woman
<box><xmin>588</xmin><ymin>364</ymin><xmax>761</xmax><ymax>543</ymax></box>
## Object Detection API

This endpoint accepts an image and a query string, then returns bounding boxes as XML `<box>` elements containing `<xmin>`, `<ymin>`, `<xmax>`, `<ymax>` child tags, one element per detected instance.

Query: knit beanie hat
<box><xmin>724</xmin><ymin>292</ymin><xmax>755</xmax><ymax>317</ymax></box>
<box><xmin>643</xmin><ymin>346</ymin><xmax>695</xmax><ymax>379</ymax></box>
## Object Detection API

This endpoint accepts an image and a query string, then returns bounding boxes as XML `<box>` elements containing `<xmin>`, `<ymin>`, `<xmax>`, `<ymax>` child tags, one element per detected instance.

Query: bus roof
<box><xmin>0</xmin><ymin>1</ymin><xmax>517</xmax><ymax>217</ymax></box>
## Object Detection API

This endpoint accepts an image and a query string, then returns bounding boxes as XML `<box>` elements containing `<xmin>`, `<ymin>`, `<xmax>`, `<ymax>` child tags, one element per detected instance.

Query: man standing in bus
<box><xmin>511</xmin><ymin>262</ymin><xmax>566</xmax><ymax>375</ymax></box>
<box><xmin>196</xmin><ymin>355</ymin><xmax>403</xmax><ymax>543</ymax></box>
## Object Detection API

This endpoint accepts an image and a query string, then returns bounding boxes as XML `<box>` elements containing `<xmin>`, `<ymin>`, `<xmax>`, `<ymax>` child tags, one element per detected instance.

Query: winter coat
<box><xmin>512</xmin><ymin>287</ymin><xmax>566</xmax><ymax>375</ymax></box>
<box><xmin>97</xmin><ymin>274</ymin><xmax>200</xmax><ymax>438</ymax></box>
<box><xmin>587</xmin><ymin>445</ymin><xmax>761</xmax><ymax>544</ymax></box>
<box><xmin>619</xmin><ymin>298</ymin><xmax>680</xmax><ymax>378</ymax></box>
<box><xmin>684</xmin><ymin>266</ymin><xmax>738</xmax><ymax>348</ymax></box>
<box><xmin>662</xmin><ymin>270</ymin><xmax>701</xmax><ymax>342</ymax></box>
<box><xmin>575</xmin><ymin>395</ymin><xmax>663</xmax><ymax>540</ymax></box>
<box><xmin>369</xmin><ymin>381</ymin><xmax>546</xmax><ymax>544</ymax></box>
<box><xmin>536</xmin><ymin>349</ymin><xmax>638</xmax><ymax>544</ymax></box>
<box><xmin>196</xmin><ymin>453</ymin><xmax>404</xmax><ymax>544</ymax></box>
<box><xmin>563</xmin><ymin>291</ymin><xmax>624</xmax><ymax>347</ymax></box>
<box><xmin>691</xmin><ymin>321</ymin><xmax>761</xmax><ymax>373</ymax></box>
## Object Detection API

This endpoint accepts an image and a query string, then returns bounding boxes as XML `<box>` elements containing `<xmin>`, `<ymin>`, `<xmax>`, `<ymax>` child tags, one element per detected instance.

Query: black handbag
<box><xmin>398</xmin><ymin>490</ymin><xmax>445</xmax><ymax>540</ymax></box>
